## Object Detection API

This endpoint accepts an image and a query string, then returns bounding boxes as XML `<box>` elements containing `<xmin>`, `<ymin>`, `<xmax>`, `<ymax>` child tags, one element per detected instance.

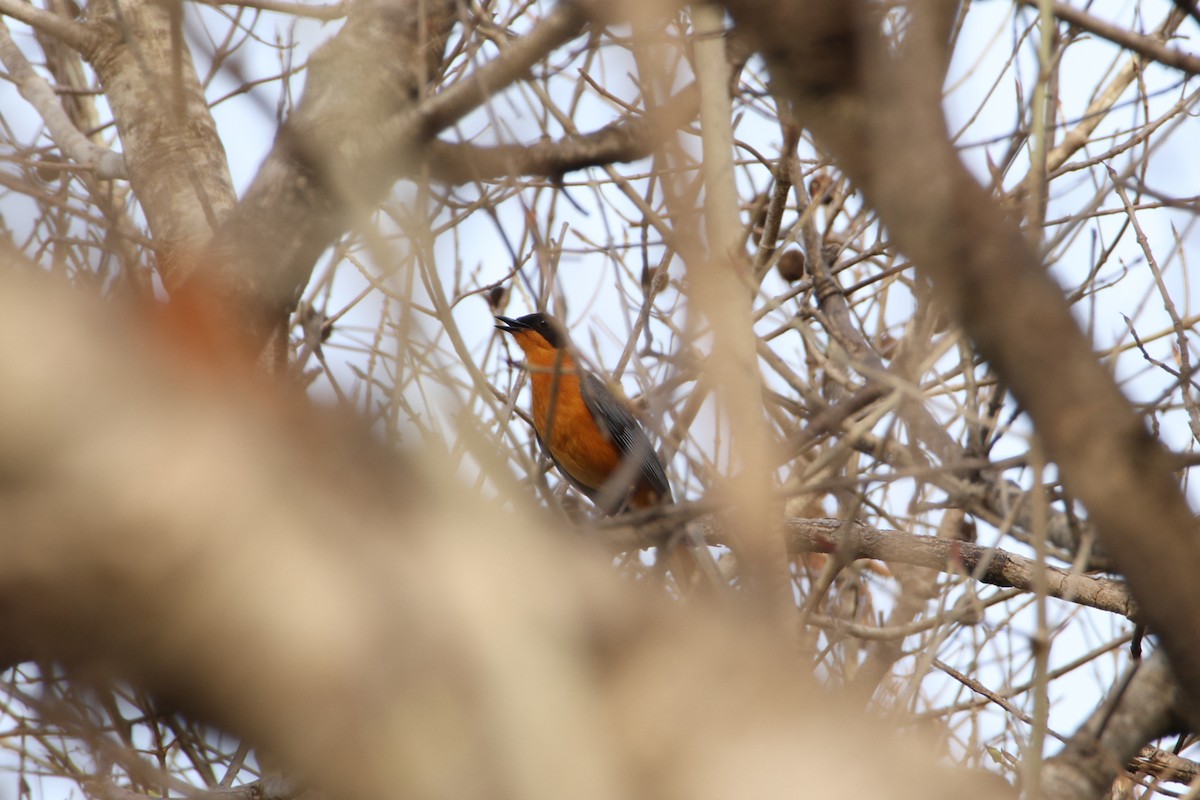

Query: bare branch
<box><xmin>0</xmin><ymin>19</ymin><xmax>126</xmax><ymax>179</ymax></box>
<box><xmin>412</xmin><ymin>1</ymin><xmax>589</xmax><ymax>137</ymax></box>
<box><xmin>690</xmin><ymin>1</ymin><xmax>789</xmax><ymax>604</ymax></box>
<box><xmin>201</xmin><ymin>0</ymin><xmax>588</xmax><ymax>357</ymax></box>
<box><xmin>423</xmin><ymin>83</ymin><xmax>698</xmax><ymax>184</ymax></box>
<box><xmin>193</xmin><ymin>0</ymin><xmax>347</xmax><ymax>20</ymax></box>
<box><xmin>0</xmin><ymin>0</ymin><xmax>96</xmax><ymax>52</ymax></box>
<box><xmin>98</xmin><ymin>776</ymin><xmax>304</xmax><ymax>800</ymax></box>
<box><xmin>1023</xmin><ymin>0</ymin><xmax>1200</xmax><ymax>76</ymax></box>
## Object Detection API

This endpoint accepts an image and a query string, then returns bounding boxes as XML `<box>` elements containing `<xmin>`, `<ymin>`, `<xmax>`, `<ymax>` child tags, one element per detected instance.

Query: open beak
<box><xmin>494</xmin><ymin>315</ymin><xmax>528</xmax><ymax>335</ymax></box>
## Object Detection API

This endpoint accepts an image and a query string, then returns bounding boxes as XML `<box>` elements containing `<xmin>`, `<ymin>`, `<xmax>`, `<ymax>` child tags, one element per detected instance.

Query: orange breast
<box><xmin>529</xmin><ymin>369</ymin><xmax>621</xmax><ymax>491</ymax></box>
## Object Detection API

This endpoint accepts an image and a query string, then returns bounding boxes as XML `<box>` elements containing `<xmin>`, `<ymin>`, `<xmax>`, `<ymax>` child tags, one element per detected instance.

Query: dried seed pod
<box><xmin>748</xmin><ymin>192</ymin><xmax>769</xmax><ymax>242</ymax></box>
<box><xmin>777</xmin><ymin>249</ymin><xmax>806</xmax><ymax>282</ymax></box>
<box><xmin>486</xmin><ymin>285</ymin><xmax>509</xmax><ymax>314</ymax></box>
<box><xmin>809</xmin><ymin>172</ymin><xmax>834</xmax><ymax>204</ymax></box>
<box><xmin>876</xmin><ymin>331</ymin><xmax>898</xmax><ymax>359</ymax></box>
<box><xmin>34</xmin><ymin>154</ymin><xmax>66</xmax><ymax>183</ymax></box>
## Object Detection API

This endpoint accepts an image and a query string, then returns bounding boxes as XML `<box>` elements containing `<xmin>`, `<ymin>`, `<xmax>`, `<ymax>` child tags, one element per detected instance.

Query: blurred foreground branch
<box><xmin>0</xmin><ymin>271</ymin><xmax>1018</xmax><ymax>800</ymax></box>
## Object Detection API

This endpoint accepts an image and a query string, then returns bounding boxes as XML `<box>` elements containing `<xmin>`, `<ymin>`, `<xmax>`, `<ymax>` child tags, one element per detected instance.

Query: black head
<box><xmin>494</xmin><ymin>313</ymin><xmax>567</xmax><ymax>348</ymax></box>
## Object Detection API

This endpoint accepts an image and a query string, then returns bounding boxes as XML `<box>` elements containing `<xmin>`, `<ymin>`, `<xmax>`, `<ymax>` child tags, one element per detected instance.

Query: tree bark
<box><xmin>85</xmin><ymin>0</ymin><xmax>236</xmax><ymax>276</ymax></box>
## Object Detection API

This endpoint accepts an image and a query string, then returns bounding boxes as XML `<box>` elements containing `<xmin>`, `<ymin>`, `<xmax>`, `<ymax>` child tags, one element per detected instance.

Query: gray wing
<box><xmin>580</xmin><ymin>372</ymin><xmax>673</xmax><ymax>504</ymax></box>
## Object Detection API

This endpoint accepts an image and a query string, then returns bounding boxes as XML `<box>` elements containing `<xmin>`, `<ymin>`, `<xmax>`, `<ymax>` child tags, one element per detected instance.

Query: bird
<box><xmin>494</xmin><ymin>312</ymin><xmax>672</xmax><ymax>515</ymax></box>
<box><xmin>495</xmin><ymin>312</ymin><xmax>707</xmax><ymax>593</ymax></box>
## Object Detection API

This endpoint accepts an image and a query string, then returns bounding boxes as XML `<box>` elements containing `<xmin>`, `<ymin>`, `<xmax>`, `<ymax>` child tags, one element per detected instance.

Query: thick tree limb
<box><xmin>1131</xmin><ymin>746</ymin><xmax>1200</xmax><ymax>786</ymax></box>
<box><xmin>1039</xmin><ymin>650</ymin><xmax>1183</xmax><ymax>799</ymax></box>
<box><xmin>84</xmin><ymin>0</ymin><xmax>237</xmax><ymax>276</ymax></box>
<box><xmin>785</xmin><ymin>518</ymin><xmax>1133</xmax><ymax>618</ymax></box>
<box><xmin>199</xmin><ymin>0</ymin><xmax>588</xmax><ymax>353</ymax></box>
<box><xmin>719</xmin><ymin>0</ymin><xmax>1200</xmax><ymax>727</ymax></box>
<box><xmin>423</xmin><ymin>82</ymin><xmax>698</xmax><ymax>184</ymax></box>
